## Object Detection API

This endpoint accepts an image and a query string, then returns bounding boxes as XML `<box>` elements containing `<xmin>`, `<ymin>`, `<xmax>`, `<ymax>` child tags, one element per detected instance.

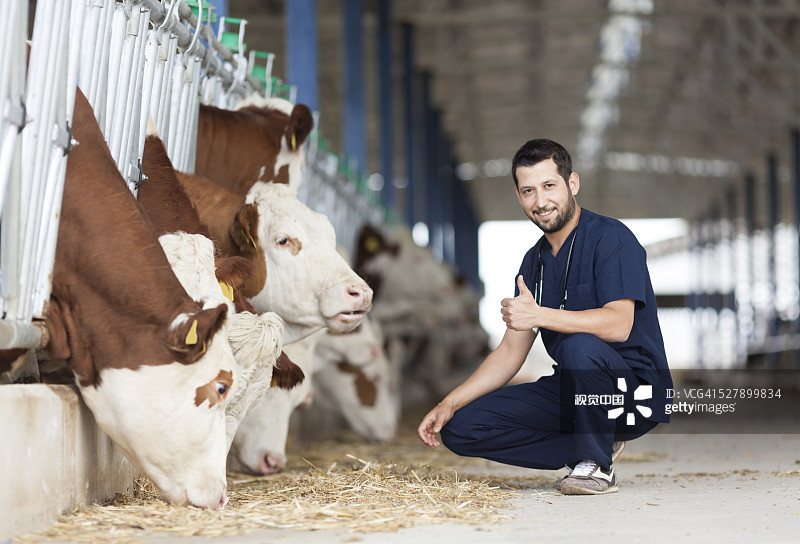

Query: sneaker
<box><xmin>554</xmin><ymin>441</ymin><xmax>625</xmax><ymax>491</ymax></box>
<box><xmin>560</xmin><ymin>460</ymin><xmax>618</xmax><ymax>495</ymax></box>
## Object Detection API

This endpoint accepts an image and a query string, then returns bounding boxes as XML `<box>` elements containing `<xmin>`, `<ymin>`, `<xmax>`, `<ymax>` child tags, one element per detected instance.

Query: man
<box><xmin>418</xmin><ymin>138</ymin><xmax>672</xmax><ymax>495</ymax></box>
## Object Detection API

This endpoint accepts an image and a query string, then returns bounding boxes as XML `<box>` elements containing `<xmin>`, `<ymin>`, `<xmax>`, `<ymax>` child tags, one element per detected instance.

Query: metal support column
<box><xmin>286</xmin><ymin>0</ymin><xmax>318</xmax><ymax>111</ymax></box>
<box><xmin>401</xmin><ymin>23</ymin><xmax>415</xmax><ymax>226</ymax></box>
<box><xmin>792</xmin><ymin>129</ymin><xmax>800</xmax><ymax>366</ymax></box>
<box><xmin>423</xmin><ymin>72</ymin><xmax>439</xmax><ymax>255</ymax></box>
<box><xmin>767</xmin><ymin>153</ymin><xmax>779</xmax><ymax>367</ymax></box>
<box><xmin>726</xmin><ymin>186</ymin><xmax>742</xmax><ymax>364</ymax></box>
<box><xmin>744</xmin><ymin>172</ymin><xmax>756</xmax><ymax>349</ymax></box>
<box><xmin>376</xmin><ymin>0</ymin><xmax>394</xmax><ymax>212</ymax></box>
<box><xmin>343</xmin><ymin>0</ymin><xmax>366</xmax><ymax>174</ymax></box>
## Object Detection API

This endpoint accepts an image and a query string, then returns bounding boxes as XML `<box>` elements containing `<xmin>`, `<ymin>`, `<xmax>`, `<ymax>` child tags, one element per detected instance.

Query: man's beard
<box><xmin>529</xmin><ymin>194</ymin><xmax>577</xmax><ymax>234</ymax></box>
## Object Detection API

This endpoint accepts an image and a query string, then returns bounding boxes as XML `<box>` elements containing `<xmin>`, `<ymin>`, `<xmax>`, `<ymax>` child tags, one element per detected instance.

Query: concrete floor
<box><xmin>24</xmin><ymin>414</ymin><xmax>800</xmax><ymax>544</ymax></box>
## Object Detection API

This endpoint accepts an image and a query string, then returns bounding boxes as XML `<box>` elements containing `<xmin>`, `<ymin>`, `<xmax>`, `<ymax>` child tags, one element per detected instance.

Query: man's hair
<box><xmin>511</xmin><ymin>139</ymin><xmax>573</xmax><ymax>188</ymax></box>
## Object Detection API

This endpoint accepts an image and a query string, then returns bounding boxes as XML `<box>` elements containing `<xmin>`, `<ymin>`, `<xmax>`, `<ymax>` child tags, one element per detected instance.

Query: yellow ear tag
<box><xmin>185</xmin><ymin>320</ymin><xmax>198</xmax><ymax>345</ymax></box>
<box><xmin>291</xmin><ymin>133</ymin><xmax>297</xmax><ymax>150</ymax></box>
<box><xmin>219</xmin><ymin>281</ymin><xmax>234</xmax><ymax>302</ymax></box>
<box><xmin>270</xmin><ymin>375</ymin><xmax>278</xmax><ymax>388</ymax></box>
<box><xmin>365</xmin><ymin>236</ymin><xmax>380</xmax><ymax>254</ymax></box>
<box><xmin>198</xmin><ymin>341</ymin><xmax>206</xmax><ymax>356</ymax></box>
<box><xmin>240</xmin><ymin>229</ymin><xmax>256</xmax><ymax>249</ymax></box>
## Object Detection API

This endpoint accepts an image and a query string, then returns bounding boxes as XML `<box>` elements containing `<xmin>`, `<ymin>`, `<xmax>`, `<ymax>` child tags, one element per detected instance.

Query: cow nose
<box><xmin>259</xmin><ymin>453</ymin><xmax>286</xmax><ymax>474</ymax></box>
<box><xmin>347</xmin><ymin>283</ymin><xmax>373</xmax><ymax>307</ymax></box>
<box><xmin>216</xmin><ymin>489</ymin><xmax>228</xmax><ymax>510</ymax></box>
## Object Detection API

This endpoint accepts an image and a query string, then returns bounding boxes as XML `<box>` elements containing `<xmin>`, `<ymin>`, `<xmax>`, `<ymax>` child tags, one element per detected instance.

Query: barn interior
<box><xmin>2</xmin><ymin>1</ymin><xmax>800</xmax><ymax>543</ymax></box>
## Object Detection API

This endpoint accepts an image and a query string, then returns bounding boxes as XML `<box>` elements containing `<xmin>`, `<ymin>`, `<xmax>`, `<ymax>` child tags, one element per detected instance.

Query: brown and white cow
<box><xmin>44</xmin><ymin>88</ymin><xmax>236</xmax><ymax>509</ymax></box>
<box><xmin>194</xmin><ymin>97</ymin><xmax>313</xmax><ymax>195</ymax></box>
<box><xmin>311</xmin><ymin>316</ymin><xmax>400</xmax><ymax>442</ymax></box>
<box><xmin>177</xmin><ymin>174</ymin><xmax>373</xmax><ymax>344</ymax></box>
<box><xmin>228</xmin><ymin>316</ymin><xmax>401</xmax><ymax>475</ymax></box>
<box><xmin>139</xmin><ymin>131</ymin><xmax>304</xmax><ymax>446</ymax></box>
<box><xmin>227</xmin><ymin>330</ymin><xmax>320</xmax><ymax>474</ymax></box>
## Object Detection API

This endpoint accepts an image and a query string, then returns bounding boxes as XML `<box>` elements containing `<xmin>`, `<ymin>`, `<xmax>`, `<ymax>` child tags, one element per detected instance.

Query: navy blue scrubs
<box><xmin>441</xmin><ymin>209</ymin><xmax>673</xmax><ymax>471</ymax></box>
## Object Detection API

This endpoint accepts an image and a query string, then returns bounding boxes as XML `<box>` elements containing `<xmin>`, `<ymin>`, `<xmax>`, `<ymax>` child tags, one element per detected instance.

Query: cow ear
<box><xmin>270</xmin><ymin>351</ymin><xmax>305</xmax><ymax>390</ymax></box>
<box><xmin>169</xmin><ymin>304</ymin><xmax>228</xmax><ymax>363</ymax></box>
<box><xmin>230</xmin><ymin>204</ymin><xmax>260</xmax><ymax>255</ymax></box>
<box><xmin>214</xmin><ymin>256</ymin><xmax>253</xmax><ymax>293</ymax></box>
<box><xmin>285</xmin><ymin>104</ymin><xmax>313</xmax><ymax>152</ymax></box>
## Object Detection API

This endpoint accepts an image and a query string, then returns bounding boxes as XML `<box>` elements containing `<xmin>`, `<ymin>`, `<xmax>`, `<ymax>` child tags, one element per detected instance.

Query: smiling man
<box><xmin>418</xmin><ymin>138</ymin><xmax>673</xmax><ymax>495</ymax></box>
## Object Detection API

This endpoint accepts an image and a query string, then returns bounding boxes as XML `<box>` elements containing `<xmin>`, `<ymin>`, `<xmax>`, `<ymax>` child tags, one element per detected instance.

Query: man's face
<box><xmin>515</xmin><ymin>159</ymin><xmax>579</xmax><ymax>234</ymax></box>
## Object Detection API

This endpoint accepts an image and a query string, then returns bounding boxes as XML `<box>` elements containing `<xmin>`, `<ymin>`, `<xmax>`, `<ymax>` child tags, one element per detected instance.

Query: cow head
<box><xmin>312</xmin><ymin>317</ymin><xmax>400</xmax><ymax>442</ymax></box>
<box><xmin>75</xmin><ymin>233</ymin><xmax>241</xmax><ymax>509</ymax></box>
<box><xmin>228</xmin><ymin>331</ymin><xmax>319</xmax><ymax>474</ymax></box>
<box><xmin>243</xmin><ymin>182</ymin><xmax>373</xmax><ymax>343</ymax></box>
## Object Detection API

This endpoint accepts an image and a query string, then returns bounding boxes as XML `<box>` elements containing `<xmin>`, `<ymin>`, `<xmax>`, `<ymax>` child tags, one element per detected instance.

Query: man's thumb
<box><xmin>517</xmin><ymin>275</ymin><xmax>531</xmax><ymax>295</ymax></box>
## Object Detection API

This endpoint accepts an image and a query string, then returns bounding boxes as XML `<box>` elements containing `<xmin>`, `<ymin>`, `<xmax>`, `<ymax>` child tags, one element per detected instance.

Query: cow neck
<box><xmin>176</xmin><ymin>172</ymin><xmax>248</xmax><ymax>256</ymax></box>
<box><xmin>139</xmin><ymin>135</ymin><xmax>211</xmax><ymax>238</ymax></box>
<box><xmin>195</xmin><ymin>104</ymin><xmax>286</xmax><ymax>196</ymax></box>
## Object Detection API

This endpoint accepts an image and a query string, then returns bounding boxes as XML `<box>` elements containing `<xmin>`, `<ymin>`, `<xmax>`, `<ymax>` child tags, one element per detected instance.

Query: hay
<box><xmin>18</xmin><ymin>454</ymin><xmax>513</xmax><ymax>543</ymax></box>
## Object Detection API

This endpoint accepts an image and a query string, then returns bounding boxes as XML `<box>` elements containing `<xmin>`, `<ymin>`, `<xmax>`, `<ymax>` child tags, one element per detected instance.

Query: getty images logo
<box><xmin>607</xmin><ymin>378</ymin><xmax>652</xmax><ymax>425</ymax></box>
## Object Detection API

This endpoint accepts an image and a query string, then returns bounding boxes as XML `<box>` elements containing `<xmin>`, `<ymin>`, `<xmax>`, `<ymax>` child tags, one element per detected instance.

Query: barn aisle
<box><xmin>15</xmin><ymin>403</ymin><xmax>800</xmax><ymax>544</ymax></box>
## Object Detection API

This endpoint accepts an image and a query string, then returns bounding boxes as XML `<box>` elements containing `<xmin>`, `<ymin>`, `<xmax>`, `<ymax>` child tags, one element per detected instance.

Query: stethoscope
<box><xmin>534</xmin><ymin>231</ymin><xmax>577</xmax><ymax>310</ymax></box>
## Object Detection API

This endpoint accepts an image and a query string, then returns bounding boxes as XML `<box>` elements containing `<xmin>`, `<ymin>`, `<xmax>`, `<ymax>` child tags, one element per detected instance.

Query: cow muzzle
<box><xmin>332</xmin><ymin>283</ymin><xmax>372</xmax><ymax>324</ymax></box>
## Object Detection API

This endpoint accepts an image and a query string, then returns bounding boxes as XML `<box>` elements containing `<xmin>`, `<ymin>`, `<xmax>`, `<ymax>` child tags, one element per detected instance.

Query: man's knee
<box><xmin>439</xmin><ymin>407</ymin><xmax>484</xmax><ymax>456</ymax></box>
<box><xmin>556</xmin><ymin>333</ymin><xmax>611</xmax><ymax>371</ymax></box>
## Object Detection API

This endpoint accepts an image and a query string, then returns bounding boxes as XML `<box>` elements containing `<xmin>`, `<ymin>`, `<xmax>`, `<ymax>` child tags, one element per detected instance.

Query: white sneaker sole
<box><xmin>561</xmin><ymin>483</ymin><xmax>619</xmax><ymax>495</ymax></box>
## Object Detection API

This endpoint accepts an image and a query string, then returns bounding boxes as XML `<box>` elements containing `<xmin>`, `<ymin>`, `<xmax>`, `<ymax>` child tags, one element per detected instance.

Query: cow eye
<box><xmin>215</xmin><ymin>382</ymin><xmax>228</xmax><ymax>396</ymax></box>
<box><xmin>277</xmin><ymin>237</ymin><xmax>289</xmax><ymax>245</ymax></box>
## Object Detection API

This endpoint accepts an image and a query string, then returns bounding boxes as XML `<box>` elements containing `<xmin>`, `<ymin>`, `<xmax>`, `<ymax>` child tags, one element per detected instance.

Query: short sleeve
<box><xmin>514</xmin><ymin>245</ymin><xmax>539</xmax><ymax>297</ymax></box>
<box><xmin>594</xmin><ymin>229</ymin><xmax>647</xmax><ymax>307</ymax></box>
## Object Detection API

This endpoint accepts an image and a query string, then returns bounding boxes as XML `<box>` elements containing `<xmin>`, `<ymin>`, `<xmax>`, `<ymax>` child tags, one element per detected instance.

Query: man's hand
<box><xmin>417</xmin><ymin>401</ymin><xmax>455</xmax><ymax>447</ymax></box>
<box><xmin>501</xmin><ymin>275</ymin><xmax>543</xmax><ymax>331</ymax></box>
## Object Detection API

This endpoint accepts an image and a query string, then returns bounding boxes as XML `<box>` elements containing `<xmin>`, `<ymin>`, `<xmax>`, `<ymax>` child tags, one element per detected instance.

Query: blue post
<box><xmin>744</xmin><ymin>172</ymin><xmax>757</xmax><ymax>347</ymax></box>
<box><xmin>423</xmin><ymin>73</ymin><xmax>440</xmax><ymax>255</ymax></box>
<box><xmin>206</xmin><ymin>0</ymin><xmax>227</xmax><ymax>36</ymax></box>
<box><xmin>793</xmin><ymin>130</ymin><xmax>800</xmax><ymax>349</ymax></box>
<box><xmin>286</xmin><ymin>0</ymin><xmax>318</xmax><ymax>111</ymax></box>
<box><xmin>377</xmin><ymin>0</ymin><xmax>394</xmax><ymax>212</ymax></box>
<box><xmin>402</xmin><ymin>23</ymin><xmax>415</xmax><ymax>226</ymax></box>
<box><xmin>343</xmin><ymin>0</ymin><xmax>366</xmax><ymax>174</ymax></box>
<box><xmin>767</xmin><ymin>153</ymin><xmax>779</xmax><ymax>367</ymax></box>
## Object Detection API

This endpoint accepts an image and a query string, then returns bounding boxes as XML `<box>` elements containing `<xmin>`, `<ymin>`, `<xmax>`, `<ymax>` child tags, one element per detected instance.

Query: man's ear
<box><xmin>569</xmin><ymin>172</ymin><xmax>580</xmax><ymax>196</ymax></box>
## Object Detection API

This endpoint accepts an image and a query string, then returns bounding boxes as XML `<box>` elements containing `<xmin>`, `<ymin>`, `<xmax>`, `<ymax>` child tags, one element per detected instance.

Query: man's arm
<box><xmin>417</xmin><ymin>326</ymin><xmax>536</xmax><ymax>447</ymax></box>
<box><xmin>502</xmin><ymin>275</ymin><xmax>634</xmax><ymax>343</ymax></box>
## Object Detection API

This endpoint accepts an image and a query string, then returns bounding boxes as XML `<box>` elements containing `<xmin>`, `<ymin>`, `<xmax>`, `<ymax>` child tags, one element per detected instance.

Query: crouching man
<box><xmin>418</xmin><ymin>138</ymin><xmax>672</xmax><ymax>495</ymax></box>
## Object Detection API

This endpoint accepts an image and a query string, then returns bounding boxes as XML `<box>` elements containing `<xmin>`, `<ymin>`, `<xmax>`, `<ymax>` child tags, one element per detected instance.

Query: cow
<box><xmin>310</xmin><ymin>316</ymin><xmax>400</xmax><ymax>443</ymax></box>
<box><xmin>228</xmin><ymin>316</ymin><xmax>401</xmax><ymax>475</ymax></box>
<box><xmin>353</xmin><ymin>225</ymin><xmax>490</xmax><ymax>404</ymax></box>
<box><xmin>227</xmin><ymin>330</ymin><xmax>320</xmax><ymax>474</ymax></box>
<box><xmin>176</xmin><ymin>173</ymin><xmax>373</xmax><ymax>344</ymax></box>
<box><xmin>139</xmin><ymin>128</ymin><xmax>305</xmax><ymax>397</ymax></box>
<box><xmin>194</xmin><ymin>96</ymin><xmax>313</xmax><ymax>195</ymax></box>
<box><xmin>42</xmin><ymin>88</ymin><xmax>239</xmax><ymax>509</ymax></box>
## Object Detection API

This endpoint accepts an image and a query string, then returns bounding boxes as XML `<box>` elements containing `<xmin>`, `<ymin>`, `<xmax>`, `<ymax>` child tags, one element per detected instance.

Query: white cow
<box><xmin>228</xmin><ymin>330</ymin><xmax>320</xmax><ymax>474</ymax></box>
<box><xmin>311</xmin><ymin>317</ymin><xmax>400</xmax><ymax>442</ymax></box>
<box><xmin>81</xmin><ymin>233</ymin><xmax>284</xmax><ymax>509</ymax></box>
<box><xmin>243</xmin><ymin>182</ymin><xmax>373</xmax><ymax>342</ymax></box>
<box><xmin>179</xmin><ymin>177</ymin><xmax>374</xmax><ymax>345</ymax></box>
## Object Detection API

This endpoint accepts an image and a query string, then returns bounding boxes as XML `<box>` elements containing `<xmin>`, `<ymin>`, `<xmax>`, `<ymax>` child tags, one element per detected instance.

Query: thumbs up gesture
<box><xmin>500</xmin><ymin>275</ymin><xmax>542</xmax><ymax>331</ymax></box>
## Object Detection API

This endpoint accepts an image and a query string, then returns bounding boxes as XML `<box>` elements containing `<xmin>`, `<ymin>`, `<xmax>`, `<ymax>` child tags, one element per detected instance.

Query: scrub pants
<box><xmin>440</xmin><ymin>333</ymin><xmax>657</xmax><ymax>471</ymax></box>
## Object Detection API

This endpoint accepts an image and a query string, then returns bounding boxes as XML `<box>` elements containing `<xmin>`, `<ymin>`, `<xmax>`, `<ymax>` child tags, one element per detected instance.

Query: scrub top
<box><xmin>515</xmin><ymin>208</ymin><xmax>673</xmax><ymax>423</ymax></box>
